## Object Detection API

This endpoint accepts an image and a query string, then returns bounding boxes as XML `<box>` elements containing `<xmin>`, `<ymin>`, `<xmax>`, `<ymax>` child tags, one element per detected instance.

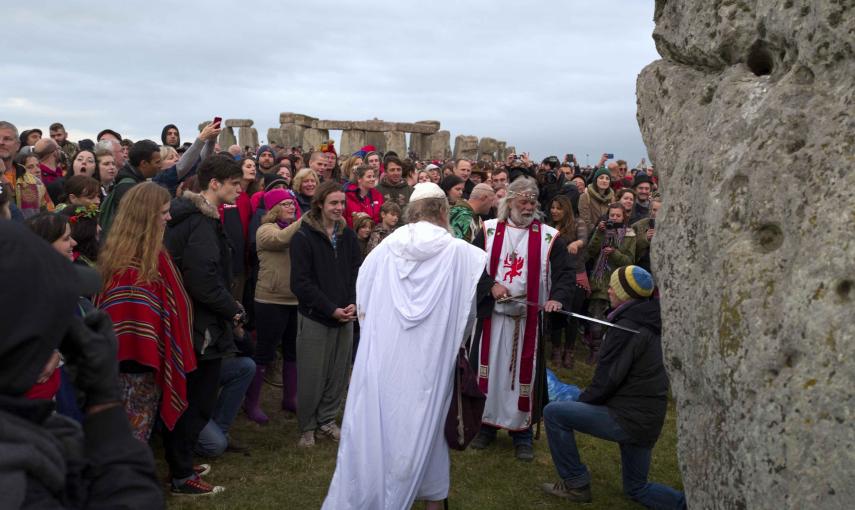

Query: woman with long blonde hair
<box><xmin>96</xmin><ymin>182</ymin><xmax>197</xmax><ymax>442</ymax></box>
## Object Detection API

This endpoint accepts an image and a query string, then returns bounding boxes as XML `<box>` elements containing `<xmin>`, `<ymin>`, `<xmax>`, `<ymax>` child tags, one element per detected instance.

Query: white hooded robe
<box><xmin>322</xmin><ymin>221</ymin><xmax>486</xmax><ymax>509</ymax></box>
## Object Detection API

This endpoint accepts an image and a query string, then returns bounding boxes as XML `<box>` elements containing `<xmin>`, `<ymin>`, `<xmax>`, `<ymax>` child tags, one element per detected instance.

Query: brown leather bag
<box><xmin>445</xmin><ymin>346</ymin><xmax>486</xmax><ymax>451</ymax></box>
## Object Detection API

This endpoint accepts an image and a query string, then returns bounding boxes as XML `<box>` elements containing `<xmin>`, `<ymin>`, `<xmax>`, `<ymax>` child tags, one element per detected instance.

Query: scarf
<box><xmin>592</xmin><ymin>227</ymin><xmax>627</xmax><ymax>281</ymax></box>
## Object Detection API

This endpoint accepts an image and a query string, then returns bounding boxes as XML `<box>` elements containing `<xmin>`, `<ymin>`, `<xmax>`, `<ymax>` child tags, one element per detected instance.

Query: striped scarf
<box><xmin>592</xmin><ymin>226</ymin><xmax>627</xmax><ymax>281</ymax></box>
<box><xmin>95</xmin><ymin>251</ymin><xmax>196</xmax><ymax>430</ymax></box>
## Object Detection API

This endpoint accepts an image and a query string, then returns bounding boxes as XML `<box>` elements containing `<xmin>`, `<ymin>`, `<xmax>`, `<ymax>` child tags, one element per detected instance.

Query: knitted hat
<box><xmin>264</xmin><ymin>188</ymin><xmax>297</xmax><ymax>211</ymax></box>
<box><xmin>609</xmin><ymin>265</ymin><xmax>655</xmax><ymax>302</ymax></box>
<box><xmin>410</xmin><ymin>182</ymin><xmax>447</xmax><ymax>203</ymax></box>
<box><xmin>633</xmin><ymin>173</ymin><xmax>653</xmax><ymax>188</ymax></box>
<box><xmin>593</xmin><ymin>167</ymin><xmax>612</xmax><ymax>181</ymax></box>
<box><xmin>256</xmin><ymin>145</ymin><xmax>275</xmax><ymax>159</ymax></box>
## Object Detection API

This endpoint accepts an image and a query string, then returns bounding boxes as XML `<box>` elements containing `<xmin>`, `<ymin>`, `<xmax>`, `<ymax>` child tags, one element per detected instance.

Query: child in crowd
<box><xmin>352</xmin><ymin>212</ymin><xmax>374</xmax><ymax>260</ymax></box>
<box><xmin>366</xmin><ymin>202</ymin><xmax>401</xmax><ymax>254</ymax></box>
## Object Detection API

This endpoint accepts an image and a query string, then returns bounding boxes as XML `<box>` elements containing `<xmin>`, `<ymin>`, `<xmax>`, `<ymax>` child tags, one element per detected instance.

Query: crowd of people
<box><xmin>0</xmin><ymin>117</ymin><xmax>682</xmax><ymax>509</ymax></box>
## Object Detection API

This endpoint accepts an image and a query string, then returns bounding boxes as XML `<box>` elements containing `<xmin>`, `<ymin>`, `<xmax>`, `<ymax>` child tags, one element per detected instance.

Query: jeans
<box><xmin>195</xmin><ymin>356</ymin><xmax>256</xmax><ymax>457</ymax></box>
<box><xmin>162</xmin><ymin>357</ymin><xmax>222</xmax><ymax>481</ymax></box>
<box><xmin>479</xmin><ymin>424</ymin><xmax>533</xmax><ymax>447</ymax></box>
<box><xmin>544</xmin><ymin>398</ymin><xmax>686</xmax><ymax>510</ymax></box>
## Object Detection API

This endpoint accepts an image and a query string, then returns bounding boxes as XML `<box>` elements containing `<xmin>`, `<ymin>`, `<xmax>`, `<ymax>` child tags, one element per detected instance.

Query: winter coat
<box><xmin>290</xmin><ymin>211</ymin><xmax>360</xmax><ymax>328</ymax></box>
<box><xmin>164</xmin><ymin>191</ymin><xmax>240</xmax><ymax>360</ymax></box>
<box><xmin>344</xmin><ymin>183</ymin><xmax>384</xmax><ymax>228</ymax></box>
<box><xmin>449</xmin><ymin>200</ymin><xmax>482</xmax><ymax>243</ymax></box>
<box><xmin>632</xmin><ymin>217</ymin><xmax>654</xmax><ymax>273</ymax></box>
<box><xmin>578</xmin><ymin>299</ymin><xmax>669</xmax><ymax>448</ymax></box>
<box><xmin>295</xmin><ymin>192</ymin><xmax>312</xmax><ymax>214</ymax></box>
<box><xmin>255</xmin><ymin>216</ymin><xmax>303</xmax><ymax>306</ymax></box>
<box><xmin>577</xmin><ymin>184</ymin><xmax>615</xmax><ymax>235</ymax></box>
<box><xmin>585</xmin><ymin>226</ymin><xmax>636</xmax><ymax>301</ymax></box>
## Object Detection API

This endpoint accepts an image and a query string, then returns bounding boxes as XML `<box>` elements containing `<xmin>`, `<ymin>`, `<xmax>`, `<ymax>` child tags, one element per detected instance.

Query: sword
<box><xmin>496</xmin><ymin>296</ymin><xmax>640</xmax><ymax>334</ymax></box>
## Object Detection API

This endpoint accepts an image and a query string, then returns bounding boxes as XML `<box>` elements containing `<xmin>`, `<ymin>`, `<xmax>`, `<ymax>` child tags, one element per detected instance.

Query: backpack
<box><xmin>98</xmin><ymin>177</ymin><xmax>137</xmax><ymax>234</ymax></box>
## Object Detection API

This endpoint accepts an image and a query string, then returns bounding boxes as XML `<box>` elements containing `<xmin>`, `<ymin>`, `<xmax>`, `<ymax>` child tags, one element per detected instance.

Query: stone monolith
<box><xmin>636</xmin><ymin>1</ymin><xmax>854</xmax><ymax>509</ymax></box>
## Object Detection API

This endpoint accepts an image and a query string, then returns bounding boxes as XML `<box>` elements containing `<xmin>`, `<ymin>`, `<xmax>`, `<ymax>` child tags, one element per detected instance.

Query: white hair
<box><xmin>497</xmin><ymin>177</ymin><xmax>542</xmax><ymax>222</ymax></box>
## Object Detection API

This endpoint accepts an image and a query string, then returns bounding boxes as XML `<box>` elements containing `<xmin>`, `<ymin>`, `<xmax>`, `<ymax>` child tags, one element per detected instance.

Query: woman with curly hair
<box><xmin>95</xmin><ymin>182</ymin><xmax>197</xmax><ymax>442</ymax></box>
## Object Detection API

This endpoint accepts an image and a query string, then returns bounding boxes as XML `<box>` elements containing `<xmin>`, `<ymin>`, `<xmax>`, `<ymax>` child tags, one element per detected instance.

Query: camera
<box><xmin>649</xmin><ymin>218</ymin><xmax>655</xmax><ymax>229</ymax></box>
<box><xmin>237</xmin><ymin>309</ymin><xmax>249</xmax><ymax>325</ymax></box>
<box><xmin>605</xmin><ymin>220</ymin><xmax>617</xmax><ymax>230</ymax></box>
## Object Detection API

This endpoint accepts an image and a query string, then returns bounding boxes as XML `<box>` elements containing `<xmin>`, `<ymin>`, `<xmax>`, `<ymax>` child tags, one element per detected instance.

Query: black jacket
<box><xmin>578</xmin><ymin>299</ymin><xmax>669</xmax><ymax>448</ymax></box>
<box><xmin>164</xmin><ymin>192</ymin><xmax>240</xmax><ymax>360</ymax></box>
<box><xmin>290</xmin><ymin>212</ymin><xmax>360</xmax><ymax>328</ymax></box>
<box><xmin>111</xmin><ymin>162</ymin><xmax>146</xmax><ymax>207</ymax></box>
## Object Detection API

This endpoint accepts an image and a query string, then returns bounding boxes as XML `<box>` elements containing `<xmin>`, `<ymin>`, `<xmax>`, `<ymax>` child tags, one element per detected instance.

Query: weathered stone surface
<box><xmin>637</xmin><ymin>2</ymin><xmax>854</xmax><ymax>509</ymax></box>
<box><xmin>315</xmin><ymin>120</ymin><xmax>354</xmax><ymax>131</ymax></box>
<box><xmin>496</xmin><ymin>141</ymin><xmax>507</xmax><ymax>161</ymax></box>
<box><xmin>198</xmin><ymin>121</ymin><xmax>211</xmax><ymax>132</ymax></box>
<box><xmin>354</xmin><ymin>120</ymin><xmax>390</xmax><ymax>133</ymax></box>
<box><xmin>314</xmin><ymin>119</ymin><xmax>438</xmax><ymax>133</ymax></box>
<box><xmin>279</xmin><ymin>112</ymin><xmax>317</xmax><ymax>127</ymax></box>
<box><xmin>217</xmin><ymin>127</ymin><xmax>236</xmax><ymax>149</ymax></box>
<box><xmin>267</xmin><ymin>128</ymin><xmax>282</xmax><ymax>146</ymax></box>
<box><xmin>409</xmin><ymin>132</ymin><xmax>427</xmax><ymax>159</ymax></box>
<box><xmin>477</xmin><ymin>137</ymin><xmax>498</xmax><ymax>161</ymax></box>
<box><xmin>279</xmin><ymin>124</ymin><xmax>305</xmax><ymax>149</ymax></box>
<box><xmin>452</xmin><ymin>135</ymin><xmax>479</xmax><ymax>160</ymax></box>
<box><xmin>364</xmin><ymin>131</ymin><xmax>386</xmax><ymax>153</ymax></box>
<box><xmin>416</xmin><ymin>120</ymin><xmax>441</xmax><ymax>130</ymax></box>
<box><xmin>426</xmin><ymin>130</ymin><xmax>451</xmax><ymax>161</ymax></box>
<box><xmin>225</xmin><ymin>118</ymin><xmax>253</xmax><ymax>128</ymax></box>
<box><xmin>237</xmin><ymin>127</ymin><xmax>258</xmax><ymax>149</ymax></box>
<box><xmin>340</xmin><ymin>130</ymin><xmax>366</xmax><ymax>156</ymax></box>
<box><xmin>393</xmin><ymin>122</ymin><xmax>437</xmax><ymax>134</ymax></box>
<box><xmin>383</xmin><ymin>131</ymin><xmax>406</xmax><ymax>156</ymax></box>
<box><xmin>505</xmin><ymin>146</ymin><xmax>515</xmax><ymax>158</ymax></box>
<box><xmin>301</xmin><ymin>128</ymin><xmax>330</xmax><ymax>152</ymax></box>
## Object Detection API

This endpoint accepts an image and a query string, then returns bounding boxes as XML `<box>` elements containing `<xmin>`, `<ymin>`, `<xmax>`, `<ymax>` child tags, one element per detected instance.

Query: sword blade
<box><xmin>497</xmin><ymin>297</ymin><xmax>640</xmax><ymax>334</ymax></box>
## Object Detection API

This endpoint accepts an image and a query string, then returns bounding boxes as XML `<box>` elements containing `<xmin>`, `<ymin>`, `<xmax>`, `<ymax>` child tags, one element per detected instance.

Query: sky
<box><xmin>1</xmin><ymin>1</ymin><xmax>659</xmax><ymax>165</ymax></box>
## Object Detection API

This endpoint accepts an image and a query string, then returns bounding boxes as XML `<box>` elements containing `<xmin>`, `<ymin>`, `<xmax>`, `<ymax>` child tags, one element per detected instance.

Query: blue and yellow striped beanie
<box><xmin>609</xmin><ymin>265</ymin><xmax>654</xmax><ymax>301</ymax></box>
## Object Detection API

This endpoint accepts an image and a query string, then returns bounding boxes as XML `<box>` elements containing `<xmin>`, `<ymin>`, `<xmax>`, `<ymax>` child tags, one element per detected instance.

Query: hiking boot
<box><xmin>297</xmin><ymin>430</ymin><xmax>315</xmax><ymax>448</ymax></box>
<box><xmin>318</xmin><ymin>421</ymin><xmax>341</xmax><ymax>442</ymax></box>
<box><xmin>469</xmin><ymin>431</ymin><xmax>495</xmax><ymax>450</ymax></box>
<box><xmin>541</xmin><ymin>480</ymin><xmax>592</xmax><ymax>502</ymax></box>
<box><xmin>171</xmin><ymin>476</ymin><xmax>225</xmax><ymax>496</ymax></box>
<box><xmin>515</xmin><ymin>443</ymin><xmax>534</xmax><ymax>462</ymax></box>
<box><xmin>226</xmin><ymin>435</ymin><xmax>250</xmax><ymax>454</ymax></box>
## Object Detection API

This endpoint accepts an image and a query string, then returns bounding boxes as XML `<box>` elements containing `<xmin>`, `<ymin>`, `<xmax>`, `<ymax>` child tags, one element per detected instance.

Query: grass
<box><xmin>162</xmin><ymin>341</ymin><xmax>682</xmax><ymax>509</ymax></box>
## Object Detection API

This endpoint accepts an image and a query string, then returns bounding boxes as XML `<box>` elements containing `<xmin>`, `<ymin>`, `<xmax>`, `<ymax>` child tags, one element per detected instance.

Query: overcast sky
<box><xmin>2</xmin><ymin>1</ymin><xmax>658</xmax><ymax>165</ymax></box>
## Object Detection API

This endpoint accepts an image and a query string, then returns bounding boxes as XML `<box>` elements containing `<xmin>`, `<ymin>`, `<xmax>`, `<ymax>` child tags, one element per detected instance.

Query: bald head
<box><xmin>468</xmin><ymin>183</ymin><xmax>496</xmax><ymax>214</ymax></box>
<box><xmin>33</xmin><ymin>138</ymin><xmax>58</xmax><ymax>161</ymax></box>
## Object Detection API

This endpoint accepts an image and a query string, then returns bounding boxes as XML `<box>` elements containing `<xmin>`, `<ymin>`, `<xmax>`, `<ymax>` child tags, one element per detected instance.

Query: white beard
<box><xmin>510</xmin><ymin>210</ymin><xmax>534</xmax><ymax>228</ymax></box>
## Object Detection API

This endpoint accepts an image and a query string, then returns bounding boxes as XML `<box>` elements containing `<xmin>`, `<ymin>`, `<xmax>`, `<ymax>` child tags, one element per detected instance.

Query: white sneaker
<box><xmin>297</xmin><ymin>430</ymin><xmax>315</xmax><ymax>448</ymax></box>
<box><xmin>318</xmin><ymin>421</ymin><xmax>341</xmax><ymax>442</ymax></box>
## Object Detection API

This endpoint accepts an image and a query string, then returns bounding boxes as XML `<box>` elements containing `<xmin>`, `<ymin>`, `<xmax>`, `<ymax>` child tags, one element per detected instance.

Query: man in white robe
<box><xmin>322</xmin><ymin>183</ymin><xmax>487</xmax><ymax>510</ymax></box>
<box><xmin>469</xmin><ymin>177</ymin><xmax>576</xmax><ymax>461</ymax></box>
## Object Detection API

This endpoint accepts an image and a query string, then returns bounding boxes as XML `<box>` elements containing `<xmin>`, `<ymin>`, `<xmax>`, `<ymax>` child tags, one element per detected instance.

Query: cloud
<box><xmin>0</xmin><ymin>0</ymin><xmax>658</xmax><ymax>163</ymax></box>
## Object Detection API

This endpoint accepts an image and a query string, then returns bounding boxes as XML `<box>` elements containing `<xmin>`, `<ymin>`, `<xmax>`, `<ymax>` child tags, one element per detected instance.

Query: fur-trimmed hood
<box><xmin>301</xmin><ymin>210</ymin><xmax>347</xmax><ymax>241</ymax></box>
<box><xmin>168</xmin><ymin>191</ymin><xmax>220</xmax><ymax>228</ymax></box>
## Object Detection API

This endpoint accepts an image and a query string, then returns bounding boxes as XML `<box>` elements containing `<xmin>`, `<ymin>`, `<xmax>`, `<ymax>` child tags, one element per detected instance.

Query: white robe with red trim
<box><xmin>477</xmin><ymin>218</ymin><xmax>557</xmax><ymax>431</ymax></box>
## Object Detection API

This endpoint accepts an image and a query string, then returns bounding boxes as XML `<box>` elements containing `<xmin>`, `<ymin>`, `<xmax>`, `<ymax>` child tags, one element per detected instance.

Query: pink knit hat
<box><xmin>264</xmin><ymin>188</ymin><xmax>300</xmax><ymax>220</ymax></box>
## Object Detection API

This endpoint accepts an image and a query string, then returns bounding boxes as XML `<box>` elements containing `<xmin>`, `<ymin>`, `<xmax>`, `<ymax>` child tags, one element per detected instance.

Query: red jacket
<box><xmin>344</xmin><ymin>183</ymin><xmax>383</xmax><ymax>228</ymax></box>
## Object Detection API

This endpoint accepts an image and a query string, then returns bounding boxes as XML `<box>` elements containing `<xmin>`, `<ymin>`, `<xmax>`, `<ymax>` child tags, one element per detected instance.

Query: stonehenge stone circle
<box><xmin>453</xmin><ymin>135</ymin><xmax>479</xmax><ymax>160</ymax></box>
<box><xmin>636</xmin><ymin>1</ymin><xmax>854</xmax><ymax>509</ymax></box>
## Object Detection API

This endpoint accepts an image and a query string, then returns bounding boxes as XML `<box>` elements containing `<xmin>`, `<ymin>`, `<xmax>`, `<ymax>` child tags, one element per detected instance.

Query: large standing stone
<box><xmin>280</xmin><ymin>124</ymin><xmax>305</xmax><ymax>149</ymax></box>
<box><xmin>384</xmin><ymin>131</ymin><xmax>406</xmax><ymax>156</ymax></box>
<box><xmin>302</xmin><ymin>128</ymin><xmax>330</xmax><ymax>152</ymax></box>
<box><xmin>409</xmin><ymin>133</ymin><xmax>426</xmax><ymax>159</ymax></box>
<box><xmin>237</xmin><ymin>127</ymin><xmax>258</xmax><ymax>149</ymax></box>
<box><xmin>365</xmin><ymin>131</ymin><xmax>386</xmax><ymax>153</ymax></box>
<box><xmin>453</xmin><ymin>135</ymin><xmax>479</xmax><ymax>160</ymax></box>
<box><xmin>341</xmin><ymin>130</ymin><xmax>366</xmax><ymax>156</ymax></box>
<box><xmin>636</xmin><ymin>1</ymin><xmax>854</xmax><ymax>509</ymax></box>
<box><xmin>267</xmin><ymin>128</ymin><xmax>283</xmax><ymax>146</ymax></box>
<box><xmin>426</xmin><ymin>130</ymin><xmax>451</xmax><ymax>161</ymax></box>
<box><xmin>279</xmin><ymin>113</ymin><xmax>317</xmax><ymax>127</ymax></box>
<box><xmin>477</xmin><ymin>137</ymin><xmax>499</xmax><ymax>161</ymax></box>
<box><xmin>218</xmin><ymin>127</ymin><xmax>236</xmax><ymax>149</ymax></box>
<box><xmin>496</xmin><ymin>141</ymin><xmax>507</xmax><ymax>161</ymax></box>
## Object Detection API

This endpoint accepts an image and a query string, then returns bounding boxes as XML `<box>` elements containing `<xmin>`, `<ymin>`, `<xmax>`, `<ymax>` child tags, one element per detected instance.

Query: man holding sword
<box><xmin>469</xmin><ymin>177</ymin><xmax>576</xmax><ymax>461</ymax></box>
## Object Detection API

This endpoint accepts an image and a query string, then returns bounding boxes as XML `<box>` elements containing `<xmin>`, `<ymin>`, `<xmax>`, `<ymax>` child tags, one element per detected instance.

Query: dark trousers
<box><xmin>253</xmin><ymin>302</ymin><xmax>298</xmax><ymax>364</ymax></box>
<box><xmin>162</xmin><ymin>357</ymin><xmax>222</xmax><ymax>481</ymax></box>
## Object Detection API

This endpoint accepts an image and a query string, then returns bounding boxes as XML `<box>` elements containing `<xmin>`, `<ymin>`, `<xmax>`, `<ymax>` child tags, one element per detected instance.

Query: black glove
<box><xmin>60</xmin><ymin>310</ymin><xmax>122</xmax><ymax>409</ymax></box>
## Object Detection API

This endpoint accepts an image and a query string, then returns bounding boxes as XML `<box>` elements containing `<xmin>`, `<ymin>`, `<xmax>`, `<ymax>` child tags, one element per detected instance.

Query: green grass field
<box><xmin>163</xmin><ymin>342</ymin><xmax>682</xmax><ymax>509</ymax></box>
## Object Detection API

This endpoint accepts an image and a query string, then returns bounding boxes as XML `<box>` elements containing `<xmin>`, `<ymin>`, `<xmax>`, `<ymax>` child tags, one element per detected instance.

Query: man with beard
<box><xmin>469</xmin><ymin>177</ymin><xmax>576</xmax><ymax>461</ymax></box>
<box><xmin>49</xmin><ymin>122</ymin><xmax>79</xmax><ymax>161</ymax></box>
<box><xmin>256</xmin><ymin>145</ymin><xmax>277</xmax><ymax>174</ymax></box>
<box><xmin>161</xmin><ymin>124</ymin><xmax>181</xmax><ymax>149</ymax></box>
